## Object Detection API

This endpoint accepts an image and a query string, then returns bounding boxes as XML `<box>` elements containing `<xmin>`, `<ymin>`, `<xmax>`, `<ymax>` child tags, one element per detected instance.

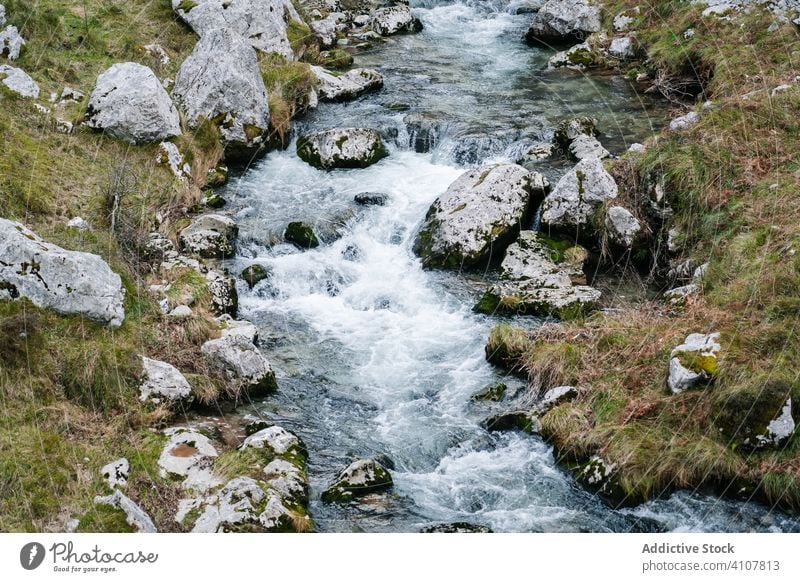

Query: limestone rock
<box><xmin>0</xmin><ymin>218</ymin><xmax>125</xmax><ymax>327</ymax></box>
<box><xmin>101</xmin><ymin>458</ymin><xmax>130</xmax><ymax>489</ymax></box>
<box><xmin>241</xmin><ymin>426</ymin><xmax>304</xmax><ymax>457</ymax></box>
<box><xmin>0</xmin><ymin>24</ymin><xmax>24</xmax><ymax>60</ymax></box>
<box><xmin>156</xmin><ymin>142</ymin><xmax>192</xmax><ymax>181</ymax></box>
<box><xmin>297</xmin><ymin>127</ymin><xmax>388</xmax><ymax>170</ymax></box>
<box><xmin>93</xmin><ymin>491</ymin><xmax>157</xmax><ymax>533</ymax></box>
<box><xmin>158</xmin><ymin>428</ymin><xmax>221</xmax><ymax>493</ymax></box>
<box><xmin>322</xmin><ymin>459</ymin><xmax>393</xmax><ymax>503</ymax></box>
<box><xmin>179</xmin><ymin>214</ymin><xmax>238</xmax><ymax>259</ymax></box>
<box><xmin>311</xmin><ymin>67</ymin><xmax>383</xmax><ymax>102</ymax></box>
<box><xmin>669</xmin><ymin>111</ymin><xmax>700</xmax><ymax>131</ymax></box>
<box><xmin>139</xmin><ymin>356</ymin><xmax>194</xmax><ymax>408</ymax></box>
<box><xmin>568</xmin><ymin>134</ymin><xmax>610</xmax><ymax>160</ymax></box>
<box><xmin>667</xmin><ymin>332</ymin><xmax>721</xmax><ymax>393</ymax></box>
<box><xmin>604</xmin><ymin>206</ymin><xmax>643</xmax><ymax>249</ymax></box>
<box><xmin>0</xmin><ymin>64</ymin><xmax>39</xmax><ymax>98</ymax></box>
<box><xmin>372</xmin><ymin>5</ymin><xmax>423</xmax><ymax>36</ymax></box>
<box><xmin>85</xmin><ymin>63</ymin><xmax>181</xmax><ymax>144</ymax></box>
<box><xmin>525</xmin><ymin>0</ymin><xmax>602</xmax><ymax>46</ymax></box>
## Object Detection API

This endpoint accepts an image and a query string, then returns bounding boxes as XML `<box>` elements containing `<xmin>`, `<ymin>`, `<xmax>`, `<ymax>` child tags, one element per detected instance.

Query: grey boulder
<box><xmin>0</xmin><ymin>218</ymin><xmax>125</xmax><ymax>327</ymax></box>
<box><xmin>603</xmin><ymin>205</ymin><xmax>643</xmax><ymax>249</ymax></box>
<box><xmin>311</xmin><ymin>66</ymin><xmax>384</xmax><ymax>102</ymax></box>
<box><xmin>667</xmin><ymin>332</ymin><xmax>721</xmax><ymax>394</ymax></box>
<box><xmin>178</xmin><ymin>214</ymin><xmax>238</xmax><ymax>259</ymax></box>
<box><xmin>525</xmin><ymin>0</ymin><xmax>602</xmax><ymax>45</ymax></box>
<box><xmin>139</xmin><ymin>356</ymin><xmax>194</xmax><ymax>408</ymax></box>
<box><xmin>322</xmin><ymin>459</ymin><xmax>393</xmax><ymax>503</ymax></box>
<box><xmin>372</xmin><ymin>5</ymin><xmax>423</xmax><ymax>36</ymax></box>
<box><xmin>0</xmin><ymin>24</ymin><xmax>24</xmax><ymax>60</ymax></box>
<box><xmin>297</xmin><ymin>127</ymin><xmax>388</xmax><ymax>170</ymax></box>
<box><xmin>0</xmin><ymin>64</ymin><xmax>39</xmax><ymax>98</ymax></box>
<box><xmin>568</xmin><ymin>134</ymin><xmax>610</xmax><ymax>160</ymax></box>
<box><xmin>93</xmin><ymin>491</ymin><xmax>157</xmax><ymax>533</ymax></box>
<box><xmin>85</xmin><ymin>63</ymin><xmax>181</xmax><ymax>144</ymax></box>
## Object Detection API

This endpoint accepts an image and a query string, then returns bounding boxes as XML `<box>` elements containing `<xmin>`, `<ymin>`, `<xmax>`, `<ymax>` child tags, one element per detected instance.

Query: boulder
<box><xmin>372</xmin><ymin>5</ymin><xmax>423</xmax><ymax>36</ymax></box>
<box><xmin>241</xmin><ymin>426</ymin><xmax>304</xmax><ymax>457</ymax></box>
<box><xmin>716</xmin><ymin>381</ymin><xmax>797</xmax><ymax>450</ymax></box>
<box><xmin>297</xmin><ymin>127</ymin><xmax>388</xmax><ymax>170</ymax></box>
<box><xmin>354</xmin><ymin>192</ymin><xmax>388</xmax><ymax>206</ymax></box>
<box><xmin>537</xmin><ymin>385</ymin><xmax>578</xmax><ymax>412</ymax></box>
<box><xmin>667</xmin><ymin>332</ymin><xmax>721</xmax><ymax>394</ymax></box>
<box><xmin>190</xmin><ymin>476</ymin><xmax>269</xmax><ymax>532</ymax></box>
<box><xmin>0</xmin><ymin>218</ymin><xmax>125</xmax><ymax>327</ymax></box>
<box><xmin>168</xmin><ymin>305</ymin><xmax>193</xmax><ymax>319</ymax></box>
<box><xmin>474</xmin><ymin>231</ymin><xmax>600</xmax><ymax>319</ymax></box>
<box><xmin>85</xmin><ymin>63</ymin><xmax>181</xmax><ymax>144</ymax></box>
<box><xmin>663</xmin><ymin>283</ymin><xmax>699</xmax><ymax>306</ymax></box>
<box><xmin>284</xmin><ymin>221</ymin><xmax>320</xmax><ymax>248</ymax></box>
<box><xmin>93</xmin><ymin>491</ymin><xmax>157</xmax><ymax>533</ymax></box>
<box><xmin>263</xmin><ymin>458</ymin><xmax>308</xmax><ymax>504</ymax></box>
<box><xmin>413</xmin><ymin>165</ymin><xmax>548</xmax><ymax>269</ymax></box>
<box><xmin>241</xmin><ymin>264</ymin><xmax>271</xmax><ymax>288</ymax></box>
<box><xmin>525</xmin><ymin>0</ymin><xmax>602</xmax><ymax>46</ymax></box>
<box><xmin>0</xmin><ymin>24</ymin><xmax>24</xmax><ymax>60</ymax></box>
<box><xmin>207</xmin><ymin>269</ymin><xmax>238</xmax><ymax>316</ymax></box>
<box><xmin>482</xmin><ymin>410</ymin><xmax>541</xmax><ymax>434</ymax></box>
<box><xmin>540</xmin><ymin>157</ymin><xmax>618</xmax><ymax>236</ymax></box>
<box><xmin>101</xmin><ymin>458</ymin><xmax>130</xmax><ymax>489</ymax></box>
<box><xmin>603</xmin><ymin>206</ymin><xmax>643</xmax><ymax>249</ymax></box>
<box><xmin>471</xmin><ymin>382</ymin><xmax>507</xmax><ymax>402</ymax></box>
<box><xmin>178</xmin><ymin>214</ymin><xmax>238</xmax><ymax>259</ymax></box>
<box><xmin>311</xmin><ymin>66</ymin><xmax>384</xmax><ymax>102</ymax></box>
<box><xmin>0</xmin><ymin>64</ymin><xmax>39</xmax><ymax>98</ymax></box>
<box><xmin>669</xmin><ymin>111</ymin><xmax>700</xmax><ymax>131</ymax></box>
<box><xmin>573</xmin><ymin>455</ymin><xmax>628</xmax><ymax>507</ymax></box>
<box><xmin>171</xmin><ymin>0</ymin><xmax>302</xmax><ymax>59</ymax></box>
<box><xmin>309</xmin><ymin>14</ymin><xmax>342</xmax><ymax>49</ymax></box>
<box><xmin>139</xmin><ymin>356</ymin><xmax>194</xmax><ymax>408</ymax></box>
<box><xmin>553</xmin><ymin>115</ymin><xmax>598</xmax><ymax>150</ymax></box>
<box><xmin>201</xmin><ymin>317</ymin><xmax>278</xmax><ymax>396</ymax></box>
<box><xmin>66</xmin><ymin>217</ymin><xmax>91</xmax><ymax>231</ymax></box>
<box><xmin>568</xmin><ymin>134</ymin><xmax>610</xmax><ymax>160</ymax></box>
<box><xmin>613</xmin><ymin>8</ymin><xmax>639</xmax><ymax>32</ymax></box>
<box><xmin>548</xmin><ymin>41</ymin><xmax>596</xmax><ymax>70</ymax></box>
<box><xmin>173</xmin><ymin>28</ymin><xmax>270</xmax><ymax>156</ymax></box>
<box><xmin>608</xmin><ymin>36</ymin><xmax>636</xmax><ymax>59</ymax></box>
<box><xmin>158</xmin><ymin>428</ymin><xmax>221</xmax><ymax>492</ymax></box>
<box><xmin>322</xmin><ymin>459</ymin><xmax>393</xmax><ymax>503</ymax></box>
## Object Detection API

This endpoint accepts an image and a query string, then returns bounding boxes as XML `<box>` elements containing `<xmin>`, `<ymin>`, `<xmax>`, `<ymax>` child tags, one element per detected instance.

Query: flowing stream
<box><xmin>220</xmin><ymin>1</ymin><xmax>800</xmax><ymax>532</ymax></box>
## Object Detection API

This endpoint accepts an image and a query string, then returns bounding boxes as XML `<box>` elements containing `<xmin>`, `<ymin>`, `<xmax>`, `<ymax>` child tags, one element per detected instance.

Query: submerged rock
<box><xmin>421</xmin><ymin>522</ymin><xmax>493</xmax><ymax>533</ymax></box>
<box><xmin>471</xmin><ymin>383</ymin><xmax>507</xmax><ymax>402</ymax></box>
<box><xmin>171</xmin><ymin>0</ymin><xmax>301</xmax><ymax>59</ymax></box>
<box><xmin>297</xmin><ymin>128</ymin><xmax>388</xmax><ymax>170</ymax></box>
<box><xmin>548</xmin><ymin>42</ymin><xmax>596</xmax><ymax>70</ymax></box>
<box><xmin>241</xmin><ymin>264</ymin><xmax>271</xmax><ymax>288</ymax></box>
<box><xmin>139</xmin><ymin>356</ymin><xmax>194</xmax><ymax>409</ymax></box>
<box><xmin>0</xmin><ymin>218</ymin><xmax>125</xmax><ymax>327</ymax></box>
<box><xmin>0</xmin><ymin>64</ymin><xmax>39</xmax><ymax>98</ymax></box>
<box><xmin>482</xmin><ymin>410</ymin><xmax>541</xmax><ymax>434</ymax></box>
<box><xmin>414</xmin><ymin>165</ymin><xmax>548</xmax><ymax>269</ymax></box>
<box><xmin>322</xmin><ymin>459</ymin><xmax>393</xmax><ymax>503</ymax></box>
<box><xmin>284</xmin><ymin>221</ymin><xmax>320</xmax><ymax>248</ymax></box>
<box><xmin>354</xmin><ymin>192</ymin><xmax>389</xmax><ymax>206</ymax></box>
<box><xmin>173</xmin><ymin>28</ymin><xmax>270</xmax><ymax>157</ymax></box>
<box><xmin>667</xmin><ymin>332</ymin><xmax>721</xmax><ymax>394</ymax></box>
<box><xmin>179</xmin><ymin>214</ymin><xmax>238</xmax><ymax>259</ymax></box>
<box><xmin>525</xmin><ymin>0</ymin><xmax>602</xmax><ymax>46</ymax></box>
<box><xmin>85</xmin><ymin>63</ymin><xmax>181</xmax><ymax>144</ymax></box>
<box><xmin>372</xmin><ymin>5</ymin><xmax>423</xmax><ymax>36</ymax></box>
<box><xmin>311</xmin><ymin>66</ymin><xmax>383</xmax><ymax>102</ymax></box>
<box><xmin>474</xmin><ymin>231</ymin><xmax>600</xmax><ymax>319</ymax></box>
<box><xmin>93</xmin><ymin>491</ymin><xmax>157</xmax><ymax>533</ymax></box>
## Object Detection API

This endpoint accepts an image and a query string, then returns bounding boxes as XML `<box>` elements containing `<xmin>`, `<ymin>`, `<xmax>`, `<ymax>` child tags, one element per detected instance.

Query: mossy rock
<box><xmin>319</xmin><ymin>49</ymin><xmax>354</xmax><ymax>69</ymax></box>
<box><xmin>485</xmin><ymin>324</ymin><xmax>532</xmax><ymax>371</ymax></box>
<box><xmin>482</xmin><ymin>410</ymin><xmax>540</xmax><ymax>434</ymax></box>
<box><xmin>471</xmin><ymin>383</ymin><xmax>507</xmax><ymax>402</ymax></box>
<box><xmin>241</xmin><ymin>264</ymin><xmax>271</xmax><ymax>289</ymax></box>
<box><xmin>553</xmin><ymin>116</ymin><xmax>599</xmax><ymax>150</ymax></box>
<box><xmin>284</xmin><ymin>222</ymin><xmax>319</xmax><ymax>249</ymax></box>
<box><xmin>321</xmin><ymin>459</ymin><xmax>393</xmax><ymax>504</ymax></box>
<box><xmin>202</xmin><ymin>192</ymin><xmax>226</xmax><ymax>209</ymax></box>
<box><xmin>714</xmin><ymin>380</ymin><xmax>796</xmax><ymax>449</ymax></box>
<box><xmin>205</xmin><ymin>165</ymin><xmax>229</xmax><ymax>188</ymax></box>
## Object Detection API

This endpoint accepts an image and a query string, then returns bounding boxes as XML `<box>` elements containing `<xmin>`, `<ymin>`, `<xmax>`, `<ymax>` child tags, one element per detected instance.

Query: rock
<box><xmin>574</xmin><ymin>455</ymin><xmax>628</xmax><ymax>507</ymax></box>
<box><xmin>0</xmin><ymin>5</ymin><xmax>5</xmax><ymax>28</ymax></box>
<box><xmin>537</xmin><ymin>385</ymin><xmax>578</xmax><ymax>412</ymax></box>
<box><xmin>0</xmin><ymin>218</ymin><xmax>125</xmax><ymax>327</ymax></box>
<box><xmin>206</xmin><ymin>164</ymin><xmax>229</xmax><ymax>187</ymax></box>
<box><xmin>322</xmin><ymin>459</ymin><xmax>393</xmax><ymax>503</ymax></box>
<box><xmin>284</xmin><ymin>221</ymin><xmax>320</xmax><ymax>248</ymax></box>
<box><xmin>101</xmin><ymin>458</ymin><xmax>130</xmax><ymax>489</ymax></box>
<box><xmin>190</xmin><ymin>476</ymin><xmax>267</xmax><ymax>533</ymax></box>
<box><xmin>171</xmin><ymin>0</ymin><xmax>301</xmax><ymax>59</ymax></box>
<box><xmin>241</xmin><ymin>264</ymin><xmax>271</xmax><ymax>288</ymax></box>
<box><xmin>515</xmin><ymin>142</ymin><xmax>554</xmax><ymax>164</ymax></box>
<box><xmin>667</xmin><ymin>332</ymin><xmax>721</xmax><ymax>394</ymax></box>
<box><xmin>553</xmin><ymin>116</ymin><xmax>598</xmax><ymax>150</ymax></box>
<box><xmin>55</xmin><ymin>118</ymin><xmax>74</xmax><ymax>134</ymax></box>
<box><xmin>241</xmin><ymin>426</ymin><xmax>304</xmax><ymax>457</ymax></box>
<box><xmin>664</xmin><ymin>284</ymin><xmax>700</xmax><ymax>306</ymax></box>
<box><xmin>421</xmin><ymin>522</ymin><xmax>494</xmax><ymax>533</ymax></box>
<box><xmin>548</xmin><ymin>42</ymin><xmax>596</xmax><ymax>70</ymax></box>
<box><xmin>372</xmin><ymin>5</ymin><xmax>423</xmax><ymax>36</ymax></box>
<box><xmin>311</xmin><ymin>66</ymin><xmax>384</xmax><ymax>102</ymax></box>
<box><xmin>0</xmin><ymin>24</ymin><xmax>24</xmax><ymax>60</ymax></box>
<box><xmin>482</xmin><ymin>410</ymin><xmax>541</xmax><ymax>434</ymax></box>
<box><xmin>604</xmin><ymin>206</ymin><xmax>643</xmax><ymax>249</ymax></box>
<box><xmin>206</xmin><ymin>269</ymin><xmax>238</xmax><ymax>316</ymax></box>
<box><xmin>66</xmin><ymin>217</ymin><xmax>91</xmax><ymax>231</ymax></box>
<box><xmin>540</xmin><ymin>157</ymin><xmax>618</xmax><ymax>236</ymax></box>
<box><xmin>474</xmin><ymin>231</ymin><xmax>600</xmax><ymax>319</ymax></box>
<box><xmin>669</xmin><ymin>111</ymin><xmax>700</xmax><ymax>131</ymax></box>
<box><xmin>156</xmin><ymin>142</ymin><xmax>192</xmax><ymax>181</ymax></box>
<box><xmin>525</xmin><ymin>0</ymin><xmax>602</xmax><ymax>46</ymax></box>
<box><xmin>613</xmin><ymin>8</ymin><xmax>639</xmax><ymax>32</ymax></box>
<box><xmin>201</xmin><ymin>317</ymin><xmax>278</xmax><ymax>396</ymax></box>
<box><xmin>752</xmin><ymin>398</ymin><xmax>795</xmax><ymax>449</ymax></box>
<box><xmin>354</xmin><ymin>192</ymin><xmax>388</xmax><ymax>206</ymax></box>
<box><xmin>309</xmin><ymin>14</ymin><xmax>343</xmax><ymax>49</ymax></box>
<box><xmin>413</xmin><ymin>164</ymin><xmax>547</xmax><ymax>269</ymax></box>
<box><xmin>471</xmin><ymin>383</ymin><xmax>507</xmax><ymax>402</ymax></box>
<box><xmin>608</xmin><ymin>36</ymin><xmax>636</xmax><ymax>59</ymax></box>
<box><xmin>168</xmin><ymin>305</ymin><xmax>194</xmax><ymax>319</ymax></box>
<box><xmin>85</xmin><ymin>63</ymin><xmax>181</xmax><ymax>144</ymax></box>
<box><xmin>158</xmin><ymin>428</ymin><xmax>221</xmax><ymax>492</ymax></box>
<box><xmin>173</xmin><ymin>28</ymin><xmax>270</xmax><ymax>156</ymax></box>
<box><xmin>628</xmin><ymin>142</ymin><xmax>646</xmax><ymax>153</ymax></box>
<box><xmin>717</xmin><ymin>380</ymin><xmax>797</xmax><ymax>450</ymax></box>
<box><xmin>297</xmin><ymin>127</ymin><xmax>388</xmax><ymax>170</ymax></box>
<box><xmin>403</xmin><ymin>112</ymin><xmax>446</xmax><ymax>153</ymax></box>
<box><xmin>178</xmin><ymin>214</ymin><xmax>238</xmax><ymax>259</ymax></box>
<box><xmin>508</xmin><ymin>0</ymin><xmax>547</xmax><ymax>15</ymax></box>
<box><xmin>568</xmin><ymin>134</ymin><xmax>610</xmax><ymax>160</ymax></box>
<box><xmin>263</xmin><ymin>458</ymin><xmax>308</xmax><ymax>504</ymax></box>
<box><xmin>140</xmin><ymin>356</ymin><xmax>194</xmax><ymax>408</ymax></box>
<box><xmin>93</xmin><ymin>491</ymin><xmax>157</xmax><ymax>533</ymax></box>
<box><xmin>0</xmin><ymin>64</ymin><xmax>39</xmax><ymax>98</ymax></box>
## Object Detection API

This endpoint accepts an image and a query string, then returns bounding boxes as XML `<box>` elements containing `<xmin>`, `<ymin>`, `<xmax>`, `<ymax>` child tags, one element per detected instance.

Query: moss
<box><xmin>471</xmin><ymin>383</ymin><xmax>507</xmax><ymax>402</ymax></box>
<box><xmin>284</xmin><ymin>221</ymin><xmax>319</xmax><ymax>249</ymax></box>
<box><xmin>714</xmin><ymin>379</ymin><xmax>795</xmax><ymax>448</ymax></box>
<box><xmin>76</xmin><ymin>505</ymin><xmax>137</xmax><ymax>533</ymax></box>
<box><xmin>241</xmin><ymin>264</ymin><xmax>270</xmax><ymax>289</ymax></box>
<box><xmin>319</xmin><ymin>49</ymin><xmax>353</xmax><ymax>69</ymax></box>
<box><xmin>177</xmin><ymin>0</ymin><xmax>198</xmax><ymax>11</ymax></box>
<box><xmin>484</xmin><ymin>324</ymin><xmax>533</xmax><ymax>370</ymax></box>
<box><xmin>287</xmin><ymin>20</ymin><xmax>316</xmax><ymax>56</ymax></box>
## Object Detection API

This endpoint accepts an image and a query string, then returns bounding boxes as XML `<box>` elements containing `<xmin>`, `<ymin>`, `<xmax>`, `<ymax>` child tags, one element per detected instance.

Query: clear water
<box><xmin>220</xmin><ymin>1</ymin><xmax>800</xmax><ymax>532</ymax></box>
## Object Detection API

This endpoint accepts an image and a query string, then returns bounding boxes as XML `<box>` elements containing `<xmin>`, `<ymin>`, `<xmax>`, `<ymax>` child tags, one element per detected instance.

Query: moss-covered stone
<box><xmin>471</xmin><ymin>382</ymin><xmax>507</xmax><ymax>402</ymax></box>
<box><xmin>321</xmin><ymin>459</ymin><xmax>393</xmax><ymax>504</ymax></box>
<box><xmin>241</xmin><ymin>264</ymin><xmax>270</xmax><ymax>289</ymax></box>
<box><xmin>284</xmin><ymin>222</ymin><xmax>319</xmax><ymax>249</ymax></box>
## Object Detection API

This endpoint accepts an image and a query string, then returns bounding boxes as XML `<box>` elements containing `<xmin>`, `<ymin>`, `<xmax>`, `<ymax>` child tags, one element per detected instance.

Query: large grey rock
<box><xmin>667</xmin><ymin>332</ymin><xmax>721</xmax><ymax>393</ymax></box>
<box><xmin>525</xmin><ymin>0</ymin><xmax>602</xmax><ymax>45</ymax></box>
<box><xmin>172</xmin><ymin>0</ymin><xmax>302</xmax><ymax>59</ymax></box>
<box><xmin>568</xmin><ymin>134</ymin><xmax>610</xmax><ymax>160</ymax></box>
<box><xmin>321</xmin><ymin>459</ymin><xmax>393</xmax><ymax>503</ymax></box>
<box><xmin>669</xmin><ymin>111</ymin><xmax>700</xmax><ymax>131</ymax></box>
<box><xmin>178</xmin><ymin>214</ymin><xmax>238</xmax><ymax>259</ymax></box>
<box><xmin>547</xmin><ymin>41</ymin><xmax>595</xmax><ymax>70</ymax></box>
<box><xmin>752</xmin><ymin>398</ymin><xmax>795</xmax><ymax>449</ymax></box>
<box><xmin>474</xmin><ymin>231</ymin><xmax>600</xmax><ymax>319</ymax></box>
<box><xmin>0</xmin><ymin>218</ymin><xmax>125</xmax><ymax>327</ymax></box>
<box><xmin>540</xmin><ymin>157</ymin><xmax>618</xmax><ymax>235</ymax></box>
<box><xmin>139</xmin><ymin>356</ymin><xmax>194</xmax><ymax>408</ymax></box>
<box><xmin>0</xmin><ymin>64</ymin><xmax>39</xmax><ymax>98</ymax></box>
<box><xmin>93</xmin><ymin>491</ymin><xmax>157</xmax><ymax>533</ymax></box>
<box><xmin>372</xmin><ymin>5</ymin><xmax>423</xmax><ymax>36</ymax></box>
<box><xmin>297</xmin><ymin>127</ymin><xmax>388</xmax><ymax>170</ymax></box>
<box><xmin>206</xmin><ymin>269</ymin><xmax>238</xmax><ymax>317</ymax></box>
<box><xmin>241</xmin><ymin>426</ymin><xmax>303</xmax><ymax>456</ymax></box>
<box><xmin>158</xmin><ymin>428</ymin><xmax>221</xmax><ymax>493</ymax></box>
<box><xmin>310</xmin><ymin>13</ymin><xmax>344</xmax><ymax>48</ymax></box>
<box><xmin>173</xmin><ymin>28</ymin><xmax>270</xmax><ymax>155</ymax></box>
<box><xmin>311</xmin><ymin>66</ymin><xmax>383</xmax><ymax>102</ymax></box>
<box><xmin>85</xmin><ymin>63</ymin><xmax>181</xmax><ymax>144</ymax></box>
<box><xmin>604</xmin><ymin>205</ymin><xmax>642</xmax><ymax>249</ymax></box>
<box><xmin>201</xmin><ymin>317</ymin><xmax>278</xmax><ymax>396</ymax></box>
<box><xmin>0</xmin><ymin>24</ymin><xmax>24</xmax><ymax>60</ymax></box>
<box><xmin>414</xmin><ymin>165</ymin><xmax>548</xmax><ymax>269</ymax></box>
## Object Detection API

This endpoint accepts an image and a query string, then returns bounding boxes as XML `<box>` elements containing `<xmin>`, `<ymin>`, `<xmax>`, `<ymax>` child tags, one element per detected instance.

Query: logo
<box><xmin>20</xmin><ymin>542</ymin><xmax>46</xmax><ymax>570</ymax></box>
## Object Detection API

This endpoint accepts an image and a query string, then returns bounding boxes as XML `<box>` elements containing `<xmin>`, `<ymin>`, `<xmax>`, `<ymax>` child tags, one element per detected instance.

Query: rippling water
<box><xmin>219</xmin><ymin>1</ymin><xmax>800</xmax><ymax>532</ymax></box>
